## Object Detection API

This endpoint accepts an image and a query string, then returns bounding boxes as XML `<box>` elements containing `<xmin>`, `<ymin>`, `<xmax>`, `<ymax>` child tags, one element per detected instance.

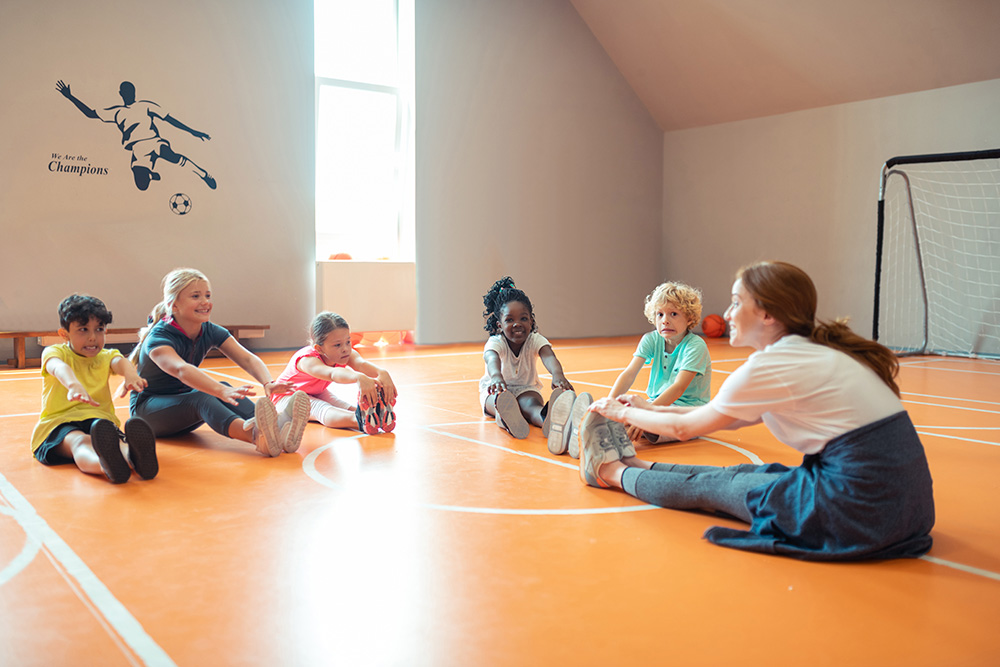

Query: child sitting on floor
<box><xmin>270</xmin><ymin>312</ymin><xmax>397</xmax><ymax>435</ymax></box>
<box><xmin>31</xmin><ymin>294</ymin><xmax>157</xmax><ymax>483</ymax></box>
<box><xmin>479</xmin><ymin>276</ymin><xmax>573</xmax><ymax>440</ymax></box>
<box><xmin>607</xmin><ymin>281</ymin><xmax>712</xmax><ymax>444</ymax></box>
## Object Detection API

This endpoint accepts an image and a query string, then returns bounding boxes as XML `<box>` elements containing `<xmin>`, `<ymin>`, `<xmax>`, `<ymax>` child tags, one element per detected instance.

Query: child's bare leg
<box><xmin>317</xmin><ymin>405</ymin><xmax>362</xmax><ymax>429</ymax></box>
<box><xmin>58</xmin><ymin>432</ymin><xmax>104</xmax><ymax>476</ymax></box>
<box><xmin>483</xmin><ymin>394</ymin><xmax>499</xmax><ymax>418</ymax></box>
<box><xmin>517</xmin><ymin>391</ymin><xmax>545</xmax><ymax>427</ymax></box>
<box><xmin>228</xmin><ymin>419</ymin><xmax>253</xmax><ymax>443</ymax></box>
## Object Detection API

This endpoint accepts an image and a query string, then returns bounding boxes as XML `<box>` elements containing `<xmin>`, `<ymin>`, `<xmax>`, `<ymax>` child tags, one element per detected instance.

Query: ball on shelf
<box><xmin>329</xmin><ymin>252</ymin><xmax>353</xmax><ymax>260</ymax></box>
<box><xmin>702</xmin><ymin>314</ymin><xmax>726</xmax><ymax>338</ymax></box>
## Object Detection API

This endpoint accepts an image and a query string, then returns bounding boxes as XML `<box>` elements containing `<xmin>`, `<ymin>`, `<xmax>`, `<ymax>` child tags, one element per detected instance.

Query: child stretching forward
<box><xmin>270</xmin><ymin>312</ymin><xmax>397</xmax><ymax>435</ymax></box>
<box><xmin>479</xmin><ymin>277</ymin><xmax>573</xmax><ymax>439</ymax></box>
<box><xmin>31</xmin><ymin>295</ymin><xmax>157</xmax><ymax>483</ymax></box>
<box><xmin>130</xmin><ymin>268</ymin><xmax>306</xmax><ymax>457</ymax></box>
<box><xmin>608</xmin><ymin>281</ymin><xmax>712</xmax><ymax>444</ymax></box>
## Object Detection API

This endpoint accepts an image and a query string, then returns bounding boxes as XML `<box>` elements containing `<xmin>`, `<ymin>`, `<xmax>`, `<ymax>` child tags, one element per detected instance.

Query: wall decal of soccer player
<box><xmin>56</xmin><ymin>80</ymin><xmax>217</xmax><ymax>192</ymax></box>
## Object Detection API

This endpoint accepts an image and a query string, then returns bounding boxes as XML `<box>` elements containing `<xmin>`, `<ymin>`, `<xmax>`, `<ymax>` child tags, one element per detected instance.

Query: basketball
<box><xmin>329</xmin><ymin>252</ymin><xmax>353</xmax><ymax>260</ymax></box>
<box><xmin>702</xmin><ymin>314</ymin><xmax>726</xmax><ymax>337</ymax></box>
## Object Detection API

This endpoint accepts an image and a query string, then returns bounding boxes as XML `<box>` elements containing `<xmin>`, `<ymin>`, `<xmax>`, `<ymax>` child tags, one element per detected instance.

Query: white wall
<box><xmin>0</xmin><ymin>0</ymin><xmax>315</xmax><ymax>358</ymax></box>
<box><xmin>415</xmin><ymin>0</ymin><xmax>663</xmax><ymax>344</ymax></box>
<box><xmin>663</xmin><ymin>78</ymin><xmax>1000</xmax><ymax>334</ymax></box>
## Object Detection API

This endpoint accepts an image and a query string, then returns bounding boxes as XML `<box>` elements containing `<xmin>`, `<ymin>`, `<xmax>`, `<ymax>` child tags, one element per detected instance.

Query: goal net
<box><xmin>874</xmin><ymin>148</ymin><xmax>1000</xmax><ymax>359</ymax></box>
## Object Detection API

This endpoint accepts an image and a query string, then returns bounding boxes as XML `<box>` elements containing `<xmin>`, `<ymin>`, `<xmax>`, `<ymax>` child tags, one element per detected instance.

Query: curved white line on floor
<box><xmin>0</xmin><ymin>505</ymin><xmax>41</xmax><ymax>586</ymax></box>
<box><xmin>301</xmin><ymin>422</ymin><xmax>763</xmax><ymax>515</ymax></box>
<box><xmin>0</xmin><ymin>473</ymin><xmax>176</xmax><ymax>666</ymax></box>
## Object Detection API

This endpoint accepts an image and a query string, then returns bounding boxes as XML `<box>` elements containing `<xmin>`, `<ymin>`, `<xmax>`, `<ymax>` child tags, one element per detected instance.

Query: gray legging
<box><xmin>621</xmin><ymin>463</ymin><xmax>785</xmax><ymax>523</ymax></box>
<box><xmin>132</xmin><ymin>384</ymin><xmax>255</xmax><ymax>438</ymax></box>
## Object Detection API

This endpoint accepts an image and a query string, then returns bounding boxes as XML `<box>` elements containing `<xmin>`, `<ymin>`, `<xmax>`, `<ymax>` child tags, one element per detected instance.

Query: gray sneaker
<box><xmin>567</xmin><ymin>392</ymin><xmax>593</xmax><ymax>459</ymax></box>
<box><xmin>607</xmin><ymin>420</ymin><xmax>636</xmax><ymax>458</ymax></box>
<box><xmin>578</xmin><ymin>411</ymin><xmax>620</xmax><ymax>488</ymax></box>
<box><xmin>495</xmin><ymin>391</ymin><xmax>529</xmax><ymax>439</ymax></box>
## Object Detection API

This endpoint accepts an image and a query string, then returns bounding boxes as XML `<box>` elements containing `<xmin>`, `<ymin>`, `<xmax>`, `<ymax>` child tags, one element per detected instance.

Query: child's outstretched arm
<box><xmin>609</xmin><ymin>356</ymin><xmax>645</xmax><ymax>398</ymax></box>
<box><xmin>623</xmin><ymin>369</ymin><xmax>697</xmax><ymax>441</ymax></box>
<box><xmin>217</xmin><ymin>337</ymin><xmax>290</xmax><ymax>397</ymax></box>
<box><xmin>43</xmin><ymin>356</ymin><xmax>99</xmax><ymax>407</ymax></box>
<box><xmin>538</xmin><ymin>345</ymin><xmax>573</xmax><ymax>391</ymax></box>
<box><xmin>149</xmin><ymin>345</ymin><xmax>256</xmax><ymax>406</ymax></box>
<box><xmin>299</xmin><ymin>353</ymin><xmax>381</xmax><ymax>408</ymax></box>
<box><xmin>483</xmin><ymin>350</ymin><xmax>507</xmax><ymax>395</ymax></box>
<box><xmin>111</xmin><ymin>355</ymin><xmax>147</xmax><ymax>398</ymax></box>
<box><xmin>349</xmin><ymin>354</ymin><xmax>397</xmax><ymax>405</ymax></box>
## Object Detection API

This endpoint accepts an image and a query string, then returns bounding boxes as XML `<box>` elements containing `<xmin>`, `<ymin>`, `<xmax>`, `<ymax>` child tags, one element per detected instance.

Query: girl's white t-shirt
<box><xmin>711</xmin><ymin>335</ymin><xmax>904</xmax><ymax>454</ymax></box>
<box><xmin>479</xmin><ymin>332</ymin><xmax>550</xmax><ymax>393</ymax></box>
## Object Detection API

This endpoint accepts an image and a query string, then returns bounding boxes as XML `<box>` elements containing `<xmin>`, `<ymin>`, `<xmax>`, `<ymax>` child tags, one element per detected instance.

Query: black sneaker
<box><xmin>123</xmin><ymin>417</ymin><xmax>158</xmax><ymax>480</ymax></box>
<box><xmin>91</xmin><ymin>419</ymin><xmax>131</xmax><ymax>484</ymax></box>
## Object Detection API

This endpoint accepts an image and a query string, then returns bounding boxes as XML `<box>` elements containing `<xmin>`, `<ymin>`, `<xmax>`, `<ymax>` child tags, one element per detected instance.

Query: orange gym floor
<box><xmin>1</xmin><ymin>336</ymin><xmax>999</xmax><ymax>666</ymax></box>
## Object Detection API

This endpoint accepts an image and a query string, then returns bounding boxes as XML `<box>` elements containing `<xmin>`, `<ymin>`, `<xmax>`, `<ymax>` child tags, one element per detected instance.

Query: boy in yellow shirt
<box><xmin>31</xmin><ymin>294</ymin><xmax>157</xmax><ymax>483</ymax></box>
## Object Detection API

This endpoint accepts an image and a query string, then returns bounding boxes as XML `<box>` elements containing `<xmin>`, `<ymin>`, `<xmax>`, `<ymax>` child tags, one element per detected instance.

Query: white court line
<box><xmin>915</xmin><ymin>431</ymin><xmax>1000</xmax><ymax>447</ymax></box>
<box><xmin>300</xmin><ymin>424</ymin><xmax>660</xmax><ymax>515</ymax></box>
<box><xmin>920</xmin><ymin>555</ymin><xmax>1000</xmax><ymax>582</ymax></box>
<box><xmin>913</xmin><ymin>425</ymin><xmax>1000</xmax><ymax>430</ymax></box>
<box><xmin>0</xmin><ymin>472</ymin><xmax>175</xmax><ymax>666</ymax></box>
<box><xmin>903</xmin><ymin>399</ymin><xmax>1000</xmax><ymax>416</ymax></box>
<box><xmin>899</xmin><ymin>362</ymin><xmax>1000</xmax><ymax>377</ymax></box>
<box><xmin>301</xmin><ymin>421</ymin><xmax>763</xmax><ymax>516</ymax></box>
<box><xmin>0</xmin><ymin>505</ymin><xmax>41</xmax><ymax>585</ymax></box>
<box><xmin>902</xmin><ymin>391</ymin><xmax>1000</xmax><ymax>408</ymax></box>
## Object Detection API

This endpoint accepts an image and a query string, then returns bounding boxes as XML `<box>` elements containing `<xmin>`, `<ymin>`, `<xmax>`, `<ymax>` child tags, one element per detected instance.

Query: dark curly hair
<box><xmin>482</xmin><ymin>276</ymin><xmax>537</xmax><ymax>336</ymax></box>
<box><xmin>58</xmin><ymin>294</ymin><xmax>113</xmax><ymax>330</ymax></box>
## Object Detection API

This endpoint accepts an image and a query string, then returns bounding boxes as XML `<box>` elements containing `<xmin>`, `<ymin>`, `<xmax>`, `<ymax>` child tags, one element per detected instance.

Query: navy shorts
<box><xmin>34</xmin><ymin>418</ymin><xmax>106</xmax><ymax>465</ymax></box>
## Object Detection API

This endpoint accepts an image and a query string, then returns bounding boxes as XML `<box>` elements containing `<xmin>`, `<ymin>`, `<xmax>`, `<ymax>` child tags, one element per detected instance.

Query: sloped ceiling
<box><xmin>570</xmin><ymin>0</ymin><xmax>1000</xmax><ymax>131</ymax></box>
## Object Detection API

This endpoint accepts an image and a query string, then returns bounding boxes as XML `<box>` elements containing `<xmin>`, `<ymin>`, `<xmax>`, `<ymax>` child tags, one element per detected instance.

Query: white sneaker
<box><xmin>567</xmin><ymin>392</ymin><xmax>593</xmax><ymax>459</ymax></box>
<box><xmin>252</xmin><ymin>399</ymin><xmax>282</xmax><ymax>457</ymax></box>
<box><xmin>546</xmin><ymin>390</ymin><xmax>576</xmax><ymax>454</ymax></box>
<box><xmin>281</xmin><ymin>391</ymin><xmax>310</xmax><ymax>453</ymax></box>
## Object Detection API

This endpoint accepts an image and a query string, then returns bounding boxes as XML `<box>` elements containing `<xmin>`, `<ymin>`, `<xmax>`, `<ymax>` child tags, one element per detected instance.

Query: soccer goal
<box><xmin>874</xmin><ymin>148</ymin><xmax>1000</xmax><ymax>359</ymax></box>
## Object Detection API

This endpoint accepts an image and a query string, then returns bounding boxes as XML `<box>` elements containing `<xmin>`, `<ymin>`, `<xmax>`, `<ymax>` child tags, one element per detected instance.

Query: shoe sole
<box><xmin>545</xmin><ymin>390</ymin><xmax>576</xmax><ymax>454</ymax></box>
<box><xmin>282</xmin><ymin>391</ymin><xmax>311</xmax><ymax>453</ymax></box>
<box><xmin>568</xmin><ymin>392</ymin><xmax>593</xmax><ymax>459</ymax></box>
<box><xmin>91</xmin><ymin>419</ymin><xmax>131</xmax><ymax>483</ymax></box>
<box><xmin>124</xmin><ymin>418</ymin><xmax>158</xmax><ymax>480</ymax></box>
<box><xmin>495</xmin><ymin>391</ymin><xmax>529</xmax><ymax>439</ymax></box>
<box><xmin>254</xmin><ymin>399</ymin><xmax>282</xmax><ymax>456</ymax></box>
<box><xmin>360</xmin><ymin>394</ymin><xmax>380</xmax><ymax>435</ymax></box>
<box><xmin>578</xmin><ymin>412</ymin><xmax>613</xmax><ymax>488</ymax></box>
<box><xmin>377</xmin><ymin>389</ymin><xmax>396</xmax><ymax>433</ymax></box>
<box><xmin>541</xmin><ymin>388</ymin><xmax>566</xmax><ymax>438</ymax></box>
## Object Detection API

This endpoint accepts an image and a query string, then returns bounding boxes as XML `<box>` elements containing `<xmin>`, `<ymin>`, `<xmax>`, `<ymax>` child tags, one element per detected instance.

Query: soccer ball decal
<box><xmin>169</xmin><ymin>192</ymin><xmax>192</xmax><ymax>215</ymax></box>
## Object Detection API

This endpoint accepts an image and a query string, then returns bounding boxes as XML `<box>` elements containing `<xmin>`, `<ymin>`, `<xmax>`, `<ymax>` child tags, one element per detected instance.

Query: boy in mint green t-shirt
<box><xmin>608</xmin><ymin>282</ymin><xmax>712</xmax><ymax>443</ymax></box>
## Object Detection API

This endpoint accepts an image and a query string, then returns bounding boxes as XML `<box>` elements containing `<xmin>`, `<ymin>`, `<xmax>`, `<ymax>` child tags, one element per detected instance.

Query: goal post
<box><xmin>874</xmin><ymin>148</ymin><xmax>1000</xmax><ymax>358</ymax></box>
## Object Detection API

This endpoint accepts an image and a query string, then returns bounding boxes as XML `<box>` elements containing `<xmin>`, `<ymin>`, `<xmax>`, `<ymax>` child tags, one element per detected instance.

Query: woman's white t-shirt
<box><xmin>712</xmin><ymin>335</ymin><xmax>903</xmax><ymax>455</ymax></box>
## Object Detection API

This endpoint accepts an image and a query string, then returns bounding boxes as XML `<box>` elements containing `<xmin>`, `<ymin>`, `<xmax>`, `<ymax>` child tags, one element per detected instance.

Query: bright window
<box><xmin>315</xmin><ymin>0</ymin><xmax>414</xmax><ymax>261</ymax></box>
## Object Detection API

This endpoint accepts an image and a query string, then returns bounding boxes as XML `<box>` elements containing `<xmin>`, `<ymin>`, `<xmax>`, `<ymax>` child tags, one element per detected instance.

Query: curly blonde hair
<box><xmin>643</xmin><ymin>282</ymin><xmax>703</xmax><ymax>331</ymax></box>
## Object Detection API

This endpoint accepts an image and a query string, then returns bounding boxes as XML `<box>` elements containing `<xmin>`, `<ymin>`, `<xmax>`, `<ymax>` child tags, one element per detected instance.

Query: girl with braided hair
<box><xmin>581</xmin><ymin>261</ymin><xmax>935</xmax><ymax>561</ymax></box>
<box><xmin>479</xmin><ymin>277</ymin><xmax>574</xmax><ymax>439</ymax></box>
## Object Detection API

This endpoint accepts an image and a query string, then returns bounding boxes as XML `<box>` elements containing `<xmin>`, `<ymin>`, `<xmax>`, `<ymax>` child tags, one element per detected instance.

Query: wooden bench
<box><xmin>0</xmin><ymin>325</ymin><xmax>269</xmax><ymax>369</ymax></box>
